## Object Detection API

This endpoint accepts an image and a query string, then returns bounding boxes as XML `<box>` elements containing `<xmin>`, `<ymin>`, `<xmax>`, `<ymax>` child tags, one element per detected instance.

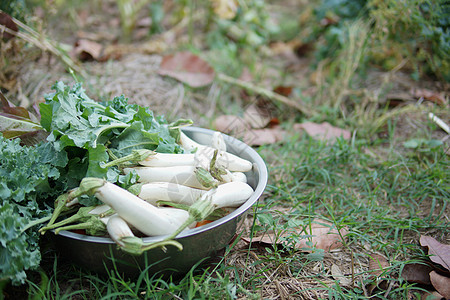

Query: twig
<box><xmin>429</xmin><ymin>112</ymin><xmax>450</xmax><ymax>134</ymax></box>
<box><xmin>217</xmin><ymin>73</ymin><xmax>314</xmax><ymax>116</ymax></box>
<box><xmin>360</xmin><ymin>277</ymin><xmax>369</xmax><ymax>298</ymax></box>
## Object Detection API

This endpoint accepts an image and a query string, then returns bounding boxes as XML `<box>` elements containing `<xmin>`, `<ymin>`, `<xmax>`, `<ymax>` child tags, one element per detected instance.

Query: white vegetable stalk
<box><xmin>231</xmin><ymin>172</ymin><xmax>247</xmax><ymax>183</ymax></box>
<box><xmin>210</xmin><ymin>131</ymin><xmax>227</xmax><ymax>152</ymax></box>
<box><xmin>137</xmin><ymin>181</ymin><xmax>254</xmax><ymax>209</ymax></box>
<box><xmin>179</xmin><ymin>131</ymin><xmax>203</xmax><ymax>152</ymax></box>
<box><xmin>220</xmin><ymin>170</ymin><xmax>247</xmax><ymax>183</ymax></box>
<box><xmin>80</xmin><ymin>178</ymin><xmax>189</xmax><ymax>236</ymax></box>
<box><xmin>138</xmin><ymin>153</ymin><xmax>196</xmax><ymax>167</ymax></box>
<box><xmin>107</xmin><ymin>214</ymin><xmax>136</xmax><ymax>248</ymax></box>
<box><xmin>107</xmin><ymin>214</ymin><xmax>183</xmax><ymax>255</ymax></box>
<box><xmin>158</xmin><ymin>207</ymin><xmax>196</xmax><ymax>229</ymax></box>
<box><xmin>136</xmin><ymin>182</ymin><xmax>206</xmax><ymax>206</ymax></box>
<box><xmin>124</xmin><ymin>166</ymin><xmax>215</xmax><ymax>189</ymax></box>
<box><xmin>180</xmin><ymin>132</ymin><xmax>253</xmax><ymax>172</ymax></box>
<box><xmin>211</xmin><ymin>181</ymin><xmax>254</xmax><ymax>208</ymax></box>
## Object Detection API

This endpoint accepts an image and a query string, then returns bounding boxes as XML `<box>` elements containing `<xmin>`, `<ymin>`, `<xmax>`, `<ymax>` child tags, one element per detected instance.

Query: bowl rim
<box><xmin>56</xmin><ymin>126</ymin><xmax>268</xmax><ymax>244</ymax></box>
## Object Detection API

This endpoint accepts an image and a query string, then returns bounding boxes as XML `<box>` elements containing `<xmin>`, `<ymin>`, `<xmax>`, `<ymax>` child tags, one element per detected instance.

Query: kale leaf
<box><xmin>39</xmin><ymin>81</ymin><xmax>182</xmax><ymax>184</ymax></box>
<box><xmin>0</xmin><ymin>136</ymin><xmax>67</xmax><ymax>285</ymax></box>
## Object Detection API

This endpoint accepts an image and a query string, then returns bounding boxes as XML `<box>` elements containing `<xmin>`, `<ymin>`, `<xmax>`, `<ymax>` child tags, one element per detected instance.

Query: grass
<box><xmin>4</xmin><ymin>124</ymin><xmax>446</xmax><ymax>299</ymax></box>
<box><xmin>1</xmin><ymin>0</ymin><xmax>449</xmax><ymax>299</ymax></box>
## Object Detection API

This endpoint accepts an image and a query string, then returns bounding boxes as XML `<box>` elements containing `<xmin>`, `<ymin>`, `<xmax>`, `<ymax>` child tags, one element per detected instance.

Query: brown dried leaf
<box><xmin>243</xmin><ymin>127</ymin><xmax>286</xmax><ymax>146</ymax></box>
<box><xmin>412</xmin><ymin>89</ymin><xmax>447</xmax><ymax>106</ymax></box>
<box><xmin>331</xmin><ymin>264</ymin><xmax>352</xmax><ymax>287</ymax></box>
<box><xmin>293</xmin><ymin>43</ymin><xmax>314</xmax><ymax>57</ymax></box>
<box><xmin>367</xmin><ymin>254</ymin><xmax>390</xmax><ymax>294</ymax></box>
<box><xmin>214</xmin><ymin>115</ymin><xmax>285</xmax><ymax>146</ymax></box>
<box><xmin>243</xmin><ymin>103</ymin><xmax>272</xmax><ymax>129</ymax></box>
<box><xmin>294</xmin><ymin>122</ymin><xmax>351</xmax><ymax>142</ymax></box>
<box><xmin>401</xmin><ymin>263</ymin><xmax>434</xmax><ymax>285</ymax></box>
<box><xmin>213</xmin><ymin>115</ymin><xmax>250</xmax><ymax>135</ymax></box>
<box><xmin>72</xmin><ymin>39</ymin><xmax>103</xmax><ymax>61</ymax></box>
<box><xmin>420</xmin><ymin>290</ymin><xmax>445</xmax><ymax>300</ymax></box>
<box><xmin>420</xmin><ymin>236</ymin><xmax>450</xmax><ymax>271</ymax></box>
<box><xmin>158</xmin><ymin>51</ymin><xmax>215</xmax><ymax>87</ymax></box>
<box><xmin>0</xmin><ymin>12</ymin><xmax>18</xmax><ymax>40</ymax></box>
<box><xmin>273</xmin><ymin>85</ymin><xmax>293</xmax><ymax>97</ymax></box>
<box><xmin>246</xmin><ymin>218</ymin><xmax>348</xmax><ymax>252</ymax></box>
<box><xmin>429</xmin><ymin>271</ymin><xmax>450</xmax><ymax>299</ymax></box>
<box><xmin>368</xmin><ymin>254</ymin><xmax>390</xmax><ymax>277</ymax></box>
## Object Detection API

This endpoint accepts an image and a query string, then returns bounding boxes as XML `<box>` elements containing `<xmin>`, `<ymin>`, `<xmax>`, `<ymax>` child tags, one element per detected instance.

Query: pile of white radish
<box><xmin>40</xmin><ymin>131</ymin><xmax>255</xmax><ymax>255</ymax></box>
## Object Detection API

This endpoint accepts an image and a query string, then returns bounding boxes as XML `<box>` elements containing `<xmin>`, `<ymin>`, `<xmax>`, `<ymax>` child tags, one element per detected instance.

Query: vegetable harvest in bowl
<box><xmin>40</xmin><ymin>129</ymin><xmax>257</xmax><ymax>255</ymax></box>
<box><xmin>50</xmin><ymin>127</ymin><xmax>267</xmax><ymax>277</ymax></box>
<box><xmin>0</xmin><ymin>81</ymin><xmax>267</xmax><ymax>280</ymax></box>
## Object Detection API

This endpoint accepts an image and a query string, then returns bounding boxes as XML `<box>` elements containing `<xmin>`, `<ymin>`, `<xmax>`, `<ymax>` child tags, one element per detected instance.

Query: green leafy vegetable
<box><xmin>39</xmin><ymin>81</ymin><xmax>183</xmax><ymax>183</ymax></box>
<box><xmin>0</xmin><ymin>80</ymin><xmax>188</xmax><ymax>285</ymax></box>
<box><xmin>0</xmin><ymin>136</ymin><xmax>67</xmax><ymax>285</ymax></box>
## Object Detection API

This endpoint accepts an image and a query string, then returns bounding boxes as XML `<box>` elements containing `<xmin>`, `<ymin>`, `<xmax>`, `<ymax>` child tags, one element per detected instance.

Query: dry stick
<box><xmin>217</xmin><ymin>73</ymin><xmax>314</xmax><ymax>116</ymax></box>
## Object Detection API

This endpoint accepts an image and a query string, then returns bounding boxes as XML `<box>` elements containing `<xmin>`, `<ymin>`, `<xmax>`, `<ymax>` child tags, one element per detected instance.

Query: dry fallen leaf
<box><xmin>401</xmin><ymin>262</ymin><xmax>433</xmax><ymax>285</ymax></box>
<box><xmin>213</xmin><ymin>115</ymin><xmax>250</xmax><ymax>135</ymax></box>
<box><xmin>245</xmin><ymin>218</ymin><xmax>348</xmax><ymax>252</ymax></box>
<box><xmin>243</xmin><ymin>103</ymin><xmax>272</xmax><ymax>129</ymax></box>
<box><xmin>72</xmin><ymin>39</ymin><xmax>103</xmax><ymax>61</ymax></box>
<box><xmin>0</xmin><ymin>11</ymin><xmax>18</xmax><ymax>40</ymax></box>
<box><xmin>273</xmin><ymin>85</ymin><xmax>293</xmax><ymax>97</ymax></box>
<box><xmin>331</xmin><ymin>264</ymin><xmax>352</xmax><ymax>287</ymax></box>
<box><xmin>429</xmin><ymin>271</ymin><xmax>450</xmax><ymax>299</ymax></box>
<box><xmin>412</xmin><ymin>88</ymin><xmax>447</xmax><ymax>106</ymax></box>
<box><xmin>420</xmin><ymin>290</ymin><xmax>445</xmax><ymax>300</ymax></box>
<box><xmin>294</xmin><ymin>122</ymin><xmax>351</xmax><ymax>142</ymax></box>
<box><xmin>420</xmin><ymin>235</ymin><xmax>450</xmax><ymax>271</ymax></box>
<box><xmin>367</xmin><ymin>254</ymin><xmax>390</xmax><ymax>294</ymax></box>
<box><xmin>213</xmin><ymin>114</ymin><xmax>285</xmax><ymax>146</ymax></box>
<box><xmin>243</xmin><ymin>127</ymin><xmax>286</xmax><ymax>146</ymax></box>
<box><xmin>158</xmin><ymin>51</ymin><xmax>215</xmax><ymax>88</ymax></box>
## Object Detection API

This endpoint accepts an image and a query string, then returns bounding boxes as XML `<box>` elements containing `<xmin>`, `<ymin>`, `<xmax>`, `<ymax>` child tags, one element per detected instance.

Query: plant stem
<box><xmin>21</xmin><ymin>215</ymin><xmax>52</xmax><ymax>233</ymax></box>
<box><xmin>101</xmin><ymin>149</ymin><xmax>154</xmax><ymax>168</ymax></box>
<box><xmin>217</xmin><ymin>73</ymin><xmax>314</xmax><ymax>116</ymax></box>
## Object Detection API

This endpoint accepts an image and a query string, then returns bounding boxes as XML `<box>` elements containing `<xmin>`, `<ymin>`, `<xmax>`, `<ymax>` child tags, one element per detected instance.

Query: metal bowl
<box><xmin>52</xmin><ymin>127</ymin><xmax>268</xmax><ymax>278</ymax></box>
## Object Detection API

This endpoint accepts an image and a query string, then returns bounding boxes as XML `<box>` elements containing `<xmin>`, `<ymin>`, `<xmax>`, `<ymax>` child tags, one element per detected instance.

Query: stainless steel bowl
<box><xmin>52</xmin><ymin>127</ymin><xmax>268</xmax><ymax>277</ymax></box>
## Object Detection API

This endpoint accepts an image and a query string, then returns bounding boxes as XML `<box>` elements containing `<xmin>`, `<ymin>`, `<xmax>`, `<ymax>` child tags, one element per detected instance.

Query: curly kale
<box><xmin>0</xmin><ymin>136</ymin><xmax>67</xmax><ymax>285</ymax></box>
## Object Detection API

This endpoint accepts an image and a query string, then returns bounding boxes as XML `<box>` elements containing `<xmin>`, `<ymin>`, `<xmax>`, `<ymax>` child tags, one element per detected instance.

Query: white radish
<box><xmin>124</xmin><ymin>166</ymin><xmax>214</xmax><ymax>189</ymax></box>
<box><xmin>179</xmin><ymin>131</ymin><xmax>203</xmax><ymax>152</ymax></box>
<box><xmin>211</xmin><ymin>181</ymin><xmax>254</xmax><ymax>208</ymax></box>
<box><xmin>88</xmin><ymin>204</ymin><xmax>113</xmax><ymax>215</ymax></box>
<box><xmin>91</xmin><ymin>179</ymin><xmax>188</xmax><ymax>236</ymax></box>
<box><xmin>107</xmin><ymin>214</ymin><xmax>134</xmax><ymax>248</ymax></box>
<box><xmin>137</xmin><ymin>182</ymin><xmax>206</xmax><ymax>205</ymax></box>
<box><xmin>180</xmin><ymin>132</ymin><xmax>253</xmax><ymax>172</ymax></box>
<box><xmin>138</xmin><ymin>153</ymin><xmax>196</xmax><ymax>167</ymax></box>
<box><xmin>220</xmin><ymin>170</ymin><xmax>247</xmax><ymax>183</ymax></box>
<box><xmin>158</xmin><ymin>207</ymin><xmax>196</xmax><ymax>229</ymax></box>
<box><xmin>139</xmin><ymin>181</ymin><xmax>254</xmax><ymax>209</ymax></box>
<box><xmin>231</xmin><ymin>172</ymin><xmax>247</xmax><ymax>183</ymax></box>
<box><xmin>210</xmin><ymin>131</ymin><xmax>227</xmax><ymax>151</ymax></box>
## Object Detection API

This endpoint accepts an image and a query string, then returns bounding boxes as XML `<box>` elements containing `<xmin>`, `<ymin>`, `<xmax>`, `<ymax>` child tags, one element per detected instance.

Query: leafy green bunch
<box><xmin>40</xmin><ymin>81</ymin><xmax>182</xmax><ymax>185</ymax></box>
<box><xmin>1</xmin><ymin>81</ymin><xmax>185</xmax><ymax>285</ymax></box>
<box><xmin>0</xmin><ymin>137</ymin><xmax>66</xmax><ymax>285</ymax></box>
